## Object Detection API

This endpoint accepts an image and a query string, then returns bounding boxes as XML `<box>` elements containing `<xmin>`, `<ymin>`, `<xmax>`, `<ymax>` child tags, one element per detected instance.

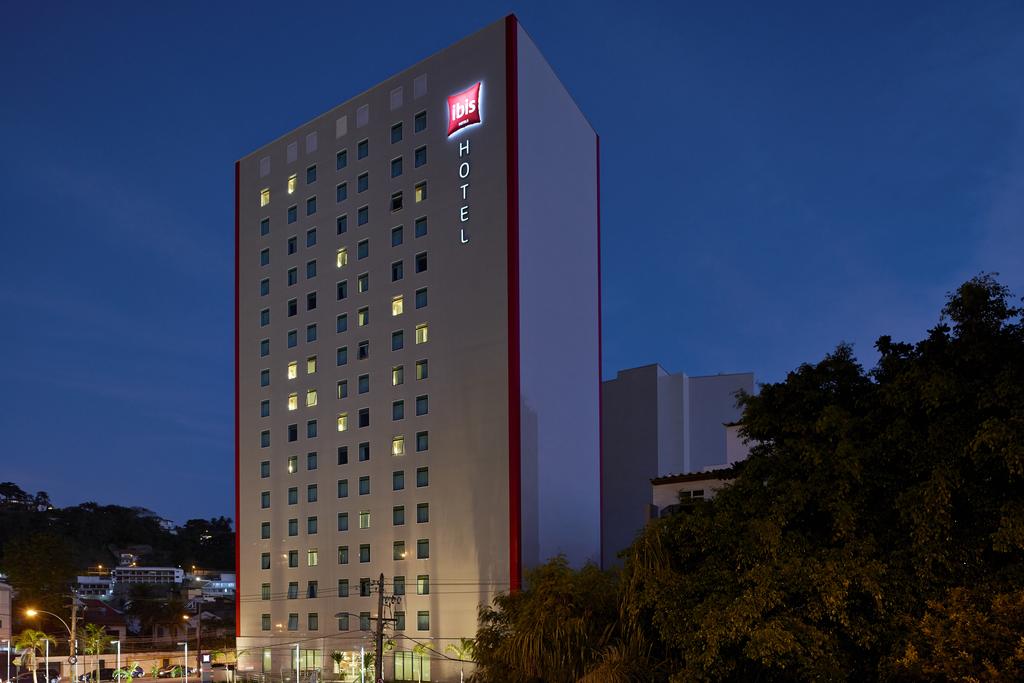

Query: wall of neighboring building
<box><xmin>0</xmin><ymin>582</ymin><xmax>11</xmax><ymax>643</ymax></box>
<box><xmin>686</xmin><ymin>373</ymin><xmax>753</xmax><ymax>472</ymax></box>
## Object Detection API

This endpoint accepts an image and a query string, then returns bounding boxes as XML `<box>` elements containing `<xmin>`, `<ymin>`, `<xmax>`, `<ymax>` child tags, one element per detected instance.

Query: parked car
<box><xmin>77</xmin><ymin>669</ymin><xmax>116</xmax><ymax>682</ymax></box>
<box><xmin>155</xmin><ymin>667</ymin><xmax>195</xmax><ymax>679</ymax></box>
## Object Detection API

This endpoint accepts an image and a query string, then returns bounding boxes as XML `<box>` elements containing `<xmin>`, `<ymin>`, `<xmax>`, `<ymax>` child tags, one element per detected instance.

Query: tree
<box><xmin>81</xmin><ymin>623</ymin><xmax>110</xmax><ymax>683</ymax></box>
<box><xmin>444</xmin><ymin>638</ymin><xmax>475</xmax><ymax>682</ymax></box>
<box><xmin>13</xmin><ymin>629</ymin><xmax>52</xmax><ymax>683</ymax></box>
<box><xmin>1</xmin><ymin>532</ymin><xmax>76</xmax><ymax>613</ymax></box>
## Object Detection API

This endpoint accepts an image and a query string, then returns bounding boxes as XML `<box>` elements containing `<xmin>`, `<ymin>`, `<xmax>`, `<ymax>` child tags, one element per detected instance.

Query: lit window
<box><xmin>415</xmin><ymin>324</ymin><xmax>428</xmax><ymax>344</ymax></box>
<box><xmin>392</xmin><ymin>365</ymin><xmax>404</xmax><ymax>386</ymax></box>
<box><xmin>393</xmin><ymin>541</ymin><xmax>406</xmax><ymax>560</ymax></box>
<box><xmin>306</xmin><ymin>389</ymin><xmax>318</xmax><ymax>407</ymax></box>
<box><xmin>415</xmin><ymin>359</ymin><xmax>427</xmax><ymax>380</ymax></box>
<box><xmin>288</xmin><ymin>361</ymin><xmax>298</xmax><ymax>379</ymax></box>
<box><xmin>336</xmin><ymin>248</ymin><xmax>348</xmax><ymax>268</ymax></box>
<box><xmin>416</xmin><ymin>575</ymin><xmax>429</xmax><ymax>595</ymax></box>
<box><xmin>308</xmin><ymin>549</ymin><xmax>318</xmax><ymax>566</ymax></box>
<box><xmin>288</xmin><ymin>393</ymin><xmax>298</xmax><ymax>411</ymax></box>
<box><xmin>260</xmin><ymin>188</ymin><xmax>270</xmax><ymax>206</ymax></box>
<box><xmin>337</xmin><ymin>412</ymin><xmax>348</xmax><ymax>432</ymax></box>
<box><xmin>307</xmin><ymin>356</ymin><xmax>317</xmax><ymax>374</ymax></box>
<box><xmin>359</xmin><ymin>511</ymin><xmax>370</xmax><ymax>529</ymax></box>
<box><xmin>392</xmin><ymin>295</ymin><xmax>404</xmax><ymax>316</ymax></box>
<box><xmin>287</xmin><ymin>456</ymin><xmax>298</xmax><ymax>473</ymax></box>
<box><xmin>358</xmin><ymin>273</ymin><xmax>369</xmax><ymax>293</ymax></box>
<box><xmin>414</xmin><ymin>182</ymin><xmax>427</xmax><ymax>202</ymax></box>
<box><xmin>392</xmin><ymin>436</ymin><xmax>405</xmax><ymax>456</ymax></box>
<box><xmin>358</xmin><ymin>307</ymin><xmax>369</xmax><ymax>326</ymax></box>
<box><xmin>287</xmin><ymin>174</ymin><xmax>297</xmax><ymax>194</ymax></box>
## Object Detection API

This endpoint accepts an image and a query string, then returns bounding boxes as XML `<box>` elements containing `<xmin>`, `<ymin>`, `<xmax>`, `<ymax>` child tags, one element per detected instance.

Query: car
<box><xmin>78</xmin><ymin>669</ymin><xmax>116</xmax><ymax>682</ymax></box>
<box><xmin>155</xmin><ymin>667</ymin><xmax>196</xmax><ymax>679</ymax></box>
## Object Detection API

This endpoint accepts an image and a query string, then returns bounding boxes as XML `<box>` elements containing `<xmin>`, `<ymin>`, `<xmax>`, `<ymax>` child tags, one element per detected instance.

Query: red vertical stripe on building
<box><xmin>596</xmin><ymin>135</ymin><xmax>604</xmax><ymax>568</ymax></box>
<box><xmin>505</xmin><ymin>13</ymin><xmax>522</xmax><ymax>592</ymax></box>
<box><xmin>234</xmin><ymin>160</ymin><xmax>241</xmax><ymax>635</ymax></box>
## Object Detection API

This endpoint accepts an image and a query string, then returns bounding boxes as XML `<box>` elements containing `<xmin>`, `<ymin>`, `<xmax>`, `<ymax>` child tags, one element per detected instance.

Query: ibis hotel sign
<box><xmin>448</xmin><ymin>82</ymin><xmax>483</xmax><ymax>244</ymax></box>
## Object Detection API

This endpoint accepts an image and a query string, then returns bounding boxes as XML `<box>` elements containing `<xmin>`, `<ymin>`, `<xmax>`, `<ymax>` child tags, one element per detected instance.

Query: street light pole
<box><xmin>177</xmin><ymin>643</ymin><xmax>188</xmax><ymax>683</ymax></box>
<box><xmin>114</xmin><ymin>641</ymin><xmax>120</xmax><ymax>680</ymax></box>
<box><xmin>45</xmin><ymin>638</ymin><xmax>49</xmax><ymax>683</ymax></box>
<box><xmin>24</xmin><ymin>609</ymin><xmax>75</xmax><ymax>683</ymax></box>
<box><xmin>4</xmin><ymin>638</ymin><xmax>10</xmax><ymax>683</ymax></box>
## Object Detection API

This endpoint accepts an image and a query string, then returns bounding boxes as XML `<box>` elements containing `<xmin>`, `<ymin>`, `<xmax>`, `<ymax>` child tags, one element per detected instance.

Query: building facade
<box><xmin>601</xmin><ymin>365</ymin><xmax>753</xmax><ymax>566</ymax></box>
<box><xmin>235</xmin><ymin>16</ymin><xmax>600</xmax><ymax>681</ymax></box>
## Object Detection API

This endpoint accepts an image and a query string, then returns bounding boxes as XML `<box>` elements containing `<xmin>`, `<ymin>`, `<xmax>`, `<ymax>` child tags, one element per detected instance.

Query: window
<box><xmin>308</xmin><ymin>613</ymin><xmax>319</xmax><ymax>631</ymax></box>
<box><xmin>337</xmin><ymin>279</ymin><xmax>348</xmax><ymax>299</ymax></box>
<box><xmin>306</xmin><ymin>196</ymin><xmax>317</xmax><ymax>215</ymax></box>
<box><xmin>395</xmin><ymin>611</ymin><xmax>406</xmax><ymax>631</ymax></box>
<box><xmin>288</xmin><ymin>174</ymin><xmax>297</xmax><ymax>194</ymax></box>
<box><xmin>336</xmin><ymin>346</ymin><xmax>348</xmax><ymax>366</ymax></box>
<box><xmin>414</xmin><ymin>111</ymin><xmax>427</xmax><ymax>132</ymax></box>
<box><xmin>358</xmin><ymin>340</ymin><xmax>369</xmax><ymax>359</ymax></box>
<box><xmin>357</xmin><ymin>139</ymin><xmax>368</xmax><ymax>159</ymax></box>
<box><xmin>414</xmin><ymin>146</ymin><xmax>426</xmax><ymax>167</ymax></box>
<box><xmin>260</xmin><ymin>278</ymin><xmax>270</xmax><ymax>296</ymax></box>
<box><xmin>288</xmin><ymin>455</ymin><xmax>298</xmax><ymax>473</ymax></box>
<box><xmin>307</xmin><ymin>451</ymin><xmax>318</xmax><ymax>470</ymax></box>
<box><xmin>306</xmin><ymin>260</ymin><xmax>317</xmax><ymax>279</ymax></box>
<box><xmin>307</xmin><ymin>419</ymin><xmax>318</xmax><ymax>438</ymax></box>
<box><xmin>417</xmin><ymin>611</ymin><xmax>429</xmax><ymax>631</ymax></box>
<box><xmin>261</xmin><ymin>368</ymin><xmax>272</xmax><ymax>387</ymax></box>
<box><xmin>393</xmin><ymin>365</ymin><xmax>404</xmax><ymax>386</ymax></box>
<box><xmin>287</xmin><ymin>614</ymin><xmax>299</xmax><ymax>631</ymax></box>
<box><xmin>338</xmin><ymin>546</ymin><xmax>349</xmax><ymax>564</ymax></box>
<box><xmin>288</xmin><ymin>205</ymin><xmax>297</xmax><ymax>223</ymax></box>
<box><xmin>307</xmin><ymin>227</ymin><xmax>317</xmax><ymax>247</ymax></box>
<box><xmin>415</xmin><ymin>359</ymin><xmax>428</xmax><ymax>380</ymax></box>
<box><xmin>261</xmin><ymin>583</ymin><xmax>271</xmax><ymax>600</ymax></box>
<box><xmin>393</xmin><ymin>470</ymin><xmax>405</xmax><ymax>491</ymax></box>
<box><xmin>391</xmin><ymin>157</ymin><xmax>403</xmax><ymax>178</ymax></box>
<box><xmin>307</xmin><ymin>516</ymin><xmax>318</xmax><ymax>534</ymax></box>
<box><xmin>392</xmin><ymin>330</ymin><xmax>404</xmax><ymax>351</ymax></box>
<box><xmin>417</xmin><ymin>575</ymin><xmax>429</xmax><ymax>595</ymax></box>
<box><xmin>307</xmin><ymin>548</ymin><xmax>318</xmax><ymax>566</ymax></box>
<box><xmin>416</xmin><ymin>539</ymin><xmax>429</xmax><ymax>559</ymax></box>
<box><xmin>306</xmin><ymin>291</ymin><xmax>317</xmax><ymax>311</ymax></box>
<box><xmin>338</xmin><ymin>512</ymin><xmax>349</xmax><ymax>531</ymax></box>
<box><xmin>259</xmin><ymin>339</ymin><xmax>270</xmax><ymax>357</ymax></box>
<box><xmin>260</xmin><ymin>460</ymin><xmax>270</xmax><ymax>478</ymax></box>
<box><xmin>359</xmin><ymin>510</ymin><xmax>371</xmax><ymax>529</ymax></box>
<box><xmin>394</xmin><ymin>575</ymin><xmax>406</xmax><ymax>595</ymax></box>
<box><xmin>337</xmin><ymin>412</ymin><xmax>348</xmax><ymax>432</ymax></box>
<box><xmin>358</xmin><ymin>205</ymin><xmax>368</xmax><ymax>225</ymax></box>
<box><xmin>393</xmin><ymin>541</ymin><xmax>406</xmax><ymax>560</ymax></box>
<box><xmin>415</xmin><ymin>324</ymin><xmax>429</xmax><ymax>344</ymax></box>
<box><xmin>306</xmin><ymin>165</ymin><xmax>317</xmax><ymax>184</ymax></box>
<box><xmin>260</xmin><ymin>491</ymin><xmax>270</xmax><ymax>508</ymax></box>
<box><xmin>392</xmin><ymin>295</ymin><xmax>404</xmax><ymax>316</ymax></box>
<box><xmin>261</xmin><ymin>613</ymin><xmax>271</xmax><ymax>631</ymax></box>
<box><xmin>415</xmin><ymin>252</ymin><xmax>427</xmax><ymax>273</ymax></box>
<box><xmin>288</xmin><ymin>361</ymin><xmax>298</xmax><ymax>379</ymax></box>
<box><xmin>357</xmin><ymin>172</ymin><xmax>369</xmax><ymax>193</ymax></box>
<box><xmin>288</xmin><ymin>298</ymin><xmax>297</xmax><ymax>316</ymax></box>
<box><xmin>336</xmin><ymin>149</ymin><xmax>348</xmax><ymax>169</ymax></box>
<box><xmin>260</xmin><ymin>430</ymin><xmax>270</xmax><ymax>448</ymax></box>
<box><xmin>287</xmin><ymin>236</ymin><xmax>296</xmax><ymax>254</ymax></box>
<box><xmin>306</xmin><ymin>389</ymin><xmax>318</xmax><ymax>407</ymax></box>
<box><xmin>391</xmin><ymin>260</ymin><xmax>404</xmax><ymax>281</ymax></box>
<box><xmin>307</xmin><ymin>484</ymin><xmax>318</xmax><ymax>502</ymax></box>
<box><xmin>288</xmin><ymin>487</ymin><xmax>298</xmax><ymax>504</ymax></box>
<box><xmin>414</xmin><ymin>182</ymin><xmax>427</xmax><ymax>202</ymax></box>
<box><xmin>392</xmin><ymin>400</ymin><xmax>404</xmax><ymax>421</ymax></box>
<box><xmin>261</xmin><ymin>552</ymin><xmax>271</xmax><ymax>570</ymax></box>
<box><xmin>358</xmin><ymin>374</ymin><xmax>370</xmax><ymax>394</ymax></box>
<box><xmin>337</xmin><ymin>313</ymin><xmax>348</xmax><ymax>333</ymax></box>
<box><xmin>337</xmin><ymin>446</ymin><xmax>348</xmax><ymax>465</ymax></box>
<box><xmin>260</xmin><ymin>218</ymin><xmax>270</xmax><ymax>236</ymax></box>
<box><xmin>288</xmin><ymin>518</ymin><xmax>298</xmax><ymax>536</ymax></box>
<box><xmin>416</xmin><ymin>502</ymin><xmax>429</xmax><ymax>524</ymax></box>
<box><xmin>306</xmin><ymin>324</ymin><xmax>317</xmax><ymax>342</ymax></box>
<box><xmin>288</xmin><ymin>550</ymin><xmax>299</xmax><ymax>567</ymax></box>
<box><xmin>415</xmin><ymin>288</ymin><xmax>427</xmax><ymax>309</ymax></box>
<box><xmin>260</xmin><ymin>399</ymin><xmax>270</xmax><ymax>417</ymax></box>
<box><xmin>337</xmin><ymin>214</ymin><xmax>348</xmax><ymax>234</ymax></box>
<box><xmin>390</xmin><ymin>192</ymin><xmax>403</xmax><ymax>212</ymax></box>
<box><xmin>393</xmin><ymin>505</ymin><xmax>405</xmax><ymax>525</ymax></box>
<box><xmin>260</xmin><ymin>188</ymin><xmax>270</xmax><ymax>206</ymax></box>
<box><xmin>359</xmin><ymin>407</ymin><xmax>370</xmax><ymax>427</ymax></box>
<box><xmin>260</xmin><ymin>248</ymin><xmax>270</xmax><ymax>266</ymax></box>
<box><xmin>336</xmin><ymin>183</ymin><xmax>348</xmax><ymax>202</ymax></box>
<box><xmin>391</xmin><ymin>122</ymin><xmax>403</xmax><ymax>144</ymax></box>
<box><xmin>260</xmin><ymin>308</ymin><xmax>270</xmax><ymax>326</ymax></box>
<box><xmin>391</xmin><ymin>225</ymin><xmax>403</xmax><ymax>246</ymax></box>
<box><xmin>392</xmin><ymin>436</ymin><xmax>405</xmax><ymax>456</ymax></box>
<box><xmin>415</xmin><ymin>216</ymin><xmax>427</xmax><ymax>238</ymax></box>
<box><xmin>307</xmin><ymin>355</ymin><xmax>317</xmax><ymax>374</ymax></box>
<box><xmin>287</xmin><ymin>329</ymin><xmax>298</xmax><ymax>347</ymax></box>
<box><xmin>358</xmin><ymin>307</ymin><xmax>369</xmax><ymax>326</ymax></box>
<box><xmin>338</xmin><ymin>613</ymin><xmax>349</xmax><ymax>631</ymax></box>
<box><xmin>416</xmin><ymin>431</ymin><xmax>428</xmax><ymax>452</ymax></box>
<box><xmin>416</xmin><ymin>467</ymin><xmax>429</xmax><ymax>488</ymax></box>
<box><xmin>415</xmin><ymin>395</ymin><xmax>428</xmax><ymax>416</ymax></box>
<box><xmin>357</xmin><ymin>273</ymin><xmax>368</xmax><ymax>293</ymax></box>
<box><xmin>288</xmin><ymin>267</ymin><xmax>298</xmax><ymax>286</ymax></box>
<box><xmin>337</xmin><ymin>379</ymin><xmax>348</xmax><ymax>399</ymax></box>
<box><xmin>359</xmin><ymin>544</ymin><xmax>370</xmax><ymax>563</ymax></box>
<box><xmin>338</xmin><ymin>579</ymin><xmax>349</xmax><ymax>597</ymax></box>
<box><xmin>359</xmin><ymin>475</ymin><xmax>370</xmax><ymax>495</ymax></box>
<box><xmin>337</xmin><ymin>479</ymin><xmax>349</xmax><ymax>498</ymax></box>
<box><xmin>357</xmin><ymin>239</ymin><xmax>369</xmax><ymax>259</ymax></box>
<box><xmin>360</xmin><ymin>612</ymin><xmax>371</xmax><ymax>631</ymax></box>
<box><xmin>358</xmin><ymin>442</ymin><xmax>370</xmax><ymax>461</ymax></box>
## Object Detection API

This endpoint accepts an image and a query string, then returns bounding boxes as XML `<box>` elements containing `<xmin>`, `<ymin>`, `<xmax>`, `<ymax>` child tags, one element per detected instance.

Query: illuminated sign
<box><xmin>447</xmin><ymin>82</ymin><xmax>482</xmax><ymax>136</ymax></box>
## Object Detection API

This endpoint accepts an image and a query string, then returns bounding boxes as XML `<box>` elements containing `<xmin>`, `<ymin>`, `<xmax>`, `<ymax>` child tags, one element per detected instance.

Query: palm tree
<box><xmin>14</xmin><ymin>629</ymin><xmax>53</xmax><ymax>683</ymax></box>
<box><xmin>444</xmin><ymin>639</ymin><xmax>475</xmax><ymax>683</ymax></box>
<box><xmin>81</xmin><ymin>624</ymin><xmax>110</xmax><ymax>683</ymax></box>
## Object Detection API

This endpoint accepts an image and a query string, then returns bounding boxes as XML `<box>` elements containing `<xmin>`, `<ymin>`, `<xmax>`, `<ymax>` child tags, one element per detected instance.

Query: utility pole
<box><xmin>69</xmin><ymin>598</ymin><xmax>79</xmax><ymax>680</ymax></box>
<box><xmin>374</xmin><ymin>573</ymin><xmax>384</xmax><ymax>683</ymax></box>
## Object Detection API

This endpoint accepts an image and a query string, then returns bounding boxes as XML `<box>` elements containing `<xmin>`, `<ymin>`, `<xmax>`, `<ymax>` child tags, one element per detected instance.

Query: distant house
<box><xmin>79</xmin><ymin>599</ymin><xmax>128</xmax><ymax>640</ymax></box>
<box><xmin>650</xmin><ymin>470</ymin><xmax>736</xmax><ymax>518</ymax></box>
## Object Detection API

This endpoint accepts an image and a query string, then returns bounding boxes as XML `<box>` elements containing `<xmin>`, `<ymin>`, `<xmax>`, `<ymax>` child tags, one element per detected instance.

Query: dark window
<box><xmin>337</xmin><ymin>214</ymin><xmax>348</xmax><ymax>234</ymax></box>
<box><xmin>359</xmin><ymin>476</ymin><xmax>370</xmax><ymax>495</ymax></box>
<box><xmin>391</xmin><ymin>260</ymin><xmax>404</xmax><ymax>282</ymax></box>
<box><xmin>306</xmin><ymin>260</ymin><xmax>317</xmax><ymax>278</ymax></box>
<box><xmin>287</xmin><ymin>329</ymin><xmax>297</xmax><ymax>347</ymax></box>
<box><xmin>337</xmin><ymin>446</ymin><xmax>348</xmax><ymax>465</ymax></box>
<box><xmin>415</xmin><ymin>288</ymin><xmax>427</xmax><ymax>308</ymax></box>
<box><xmin>336</xmin><ymin>183</ymin><xmax>348</xmax><ymax>202</ymax></box>
<box><xmin>287</xmin><ymin>205</ymin><xmax>297</xmax><ymax>223</ymax></box>
<box><xmin>260</xmin><ymin>218</ymin><xmax>270</xmax><ymax>236</ymax></box>
<box><xmin>336</xmin><ymin>313</ymin><xmax>348</xmax><ymax>332</ymax></box>
<box><xmin>358</xmin><ymin>408</ymin><xmax>369</xmax><ymax>428</ymax></box>
<box><xmin>416</xmin><ymin>467</ymin><xmax>428</xmax><ymax>487</ymax></box>
<box><xmin>336</xmin><ymin>346</ymin><xmax>348</xmax><ymax>366</ymax></box>
<box><xmin>288</xmin><ymin>299</ymin><xmax>297</xmax><ymax>316</ymax></box>
<box><xmin>358</xmin><ymin>340</ymin><xmax>369</xmax><ymax>360</ymax></box>
<box><xmin>391</xmin><ymin>157</ymin><xmax>403</xmax><ymax>178</ymax></box>
<box><xmin>391</xmin><ymin>226</ymin><xmax>403</xmax><ymax>246</ymax></box>
<box><xmin>414</xmin><ymin>146</ymin><xmax>426</xmax><ymax>167</ymax></box>
<box><xmin>357</xmin><ymin>139</ymin><xmax>368</xmax><ymax>159</ymax></box>
<box><xmin>306</xmin><ymin>291</ymin><xmax>317</xmax><ymax>311</ymax></box>
<box><xmin>307</xmin><ymin>420</ymin><xmax>318</xmax><ymax>438</ymax></box>
<box><xmin>337</xmin><ymin>280</ymin><xmax>348</xmax><ymax>300</ymax></box>
<box><xmin>416</xmin><ymin>503</ymin><xmax>429</xmax><ymax>524</ymax></box>
<box><xmin>415</xmin><ymin>395</ymin><xmax>428</xmax><ymax>416</ymax></box>
<box><xmin>393</xmin><ymin>506</ymin><xmax>405</xmax><ymax>525</ymax></box>
<box><xmin>391</xmin><ymin>123</ymin><xmax>403</xmax><ymax>144</ymax></box>
<box><xmin>416</xmin><ymin>431</ymin><xmax>428</xmax><ymax>452</ymax></box>
<box><xmin>392</xmin><ymin>400</ymin><xmax>404</xmax><ymax>421</ymax></box>
<box><xmin>260</xmin><ymin>278</ymin><xmax>270</xmax><ymax>296</ymax></box>
<box><xmin>306</xmin><ymin>165</ymin><xmax>317</xmax><ymax>184</ymax></box>
<box><xmin>260</xmin><ymin>248</ymin><xmax>270</xmax><ymax>266</ymax></box>
<box><xmin>357</xmin><ymin>173</ymin><xmax>368</xmax><ymax>193</ymax></box>
<box><xmin>415</xmin><ymin>252</ymin><xmax>427</xmax><ymax>273</ymax></box>
<box><xmin>306</xmin><ymin>196</ymin><xmax>317</xmax><ymax>215</ymax></box>
<box><xmin>260</xmin><ymin>308</ymin><xmax>270</xmax><ymax>326</ymax></box>
<box><xmin>390</xmin><ymin>192</ymin><xmax>403</xmax><ymax>212</ymax></box>
<box><xmin>358</xmin><ymin>206</ymin><xmax>368</xmax><ymax>225</ymax></box>
<box><xmin>358</xmin><ymin>374</ymin><xmax>370</xmax><ymax>394</ymax></box>
<box><xmin>415</xmin><ymin>216</ymin><xmax>427</xmax><ymax>238</ymax></box>
<box><xmin>357</xmin><ymin>240</ymin><xmax>369</xmax><ymax>259</ymax></box>
<box><xmin>306</xmin><ymin>228</ymin><xmax>317</xmax><ymax>247</ymax></box>
<box><xmin>306</xmin><ymin>324</ymin><xmax>317</xmax><ymax>342</ymax></box>
<box><xmin>287</xmin><ymin>424</ymin><xmax>298</xmax><ymax>442</ymax></box>
<box><xmin>392</xmin><ymin>331</ymin><xmax>404</xmax><ymax>351</ymax></box>
<box><xmin>337</xmin><ymin>479</ymin><xmax>349</xmax><ymax>497</ymax></box>
<box><xmin>414</xmin><ymin>111</ymin><xmax>427</xmax><ymax>133</ymax></box>
<box><xmin>336</xmin><ymin>149</ymin><xmax>348</xmax><ymax>170</ymax></box>
<box><xmin>288</xmin><ymin>267</ymin><xmax>298</xmax><ymax>286</ymax></box>
<box><xmin>392</xmin><ymin>471</ymin><xmax>405</xmax><ymax>491</ymax></box>
<box><xmin>358</xmin><ymin>442</ymin><xmax>370</xmax><ymax>461</ymax></box>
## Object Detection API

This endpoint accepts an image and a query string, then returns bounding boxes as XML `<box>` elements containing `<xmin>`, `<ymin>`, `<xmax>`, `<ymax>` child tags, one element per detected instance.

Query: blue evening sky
<box><xmin>1</xmin><ymin>1</ymin><xmax>1021</xmax><ymax>522</ymax></box>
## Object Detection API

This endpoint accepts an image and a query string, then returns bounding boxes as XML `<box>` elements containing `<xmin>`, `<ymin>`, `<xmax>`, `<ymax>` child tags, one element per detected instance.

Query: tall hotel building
<box><xmin>235</xmin><ymin>16</ymin><xmax>600</xmax><ymax>681</ymax></box>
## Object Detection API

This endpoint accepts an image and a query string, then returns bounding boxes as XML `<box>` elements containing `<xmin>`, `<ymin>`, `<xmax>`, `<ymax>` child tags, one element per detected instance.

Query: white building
<box><xmin>235</xmin><ymin>15</ymin><xmax>601</xmax><ymax>682</ymax></box>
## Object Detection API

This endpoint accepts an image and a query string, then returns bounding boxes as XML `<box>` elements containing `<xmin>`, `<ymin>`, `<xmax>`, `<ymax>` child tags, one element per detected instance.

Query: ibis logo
<box><xmin>447</xmin><ymin>82</ymin><xmax>482</xmax><ymax>136</ymax></box>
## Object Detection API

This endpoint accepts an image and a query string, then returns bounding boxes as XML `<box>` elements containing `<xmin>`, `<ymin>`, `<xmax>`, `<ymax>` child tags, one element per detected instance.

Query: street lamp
<box><xmin>24</xmin><ymin>609</ymin><xmax>75</xmax><ymax>681</ymax></box>
<box><xmin>177</xmin><ymin>643</ymin><xmax>188</xmax><ymax>683</ymax></box>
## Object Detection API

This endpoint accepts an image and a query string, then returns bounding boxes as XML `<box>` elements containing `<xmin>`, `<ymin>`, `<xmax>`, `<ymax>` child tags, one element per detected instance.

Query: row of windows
<box><xmin>259</xmin><ymin>465</ymin><xmax>429</xmax><ymax>507</ymax></box>
<box><xmin>260</xmin><ymin>609</ymin><xmax>430</xmax><ymax>632</ymax></box>
<box><xmin>259</xmin><ymin>503</ymin><xmax>429</xmax><ymax>540</ymax></box>
<box><xmin>260</xmin><ymin>574</ymin><xmax>430</xmax><ymax>603</ymax></box>
<box><xmin>258</xmin><ymin>538</ymin><xmax>430</xmax><ymax>569</ymax></box>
